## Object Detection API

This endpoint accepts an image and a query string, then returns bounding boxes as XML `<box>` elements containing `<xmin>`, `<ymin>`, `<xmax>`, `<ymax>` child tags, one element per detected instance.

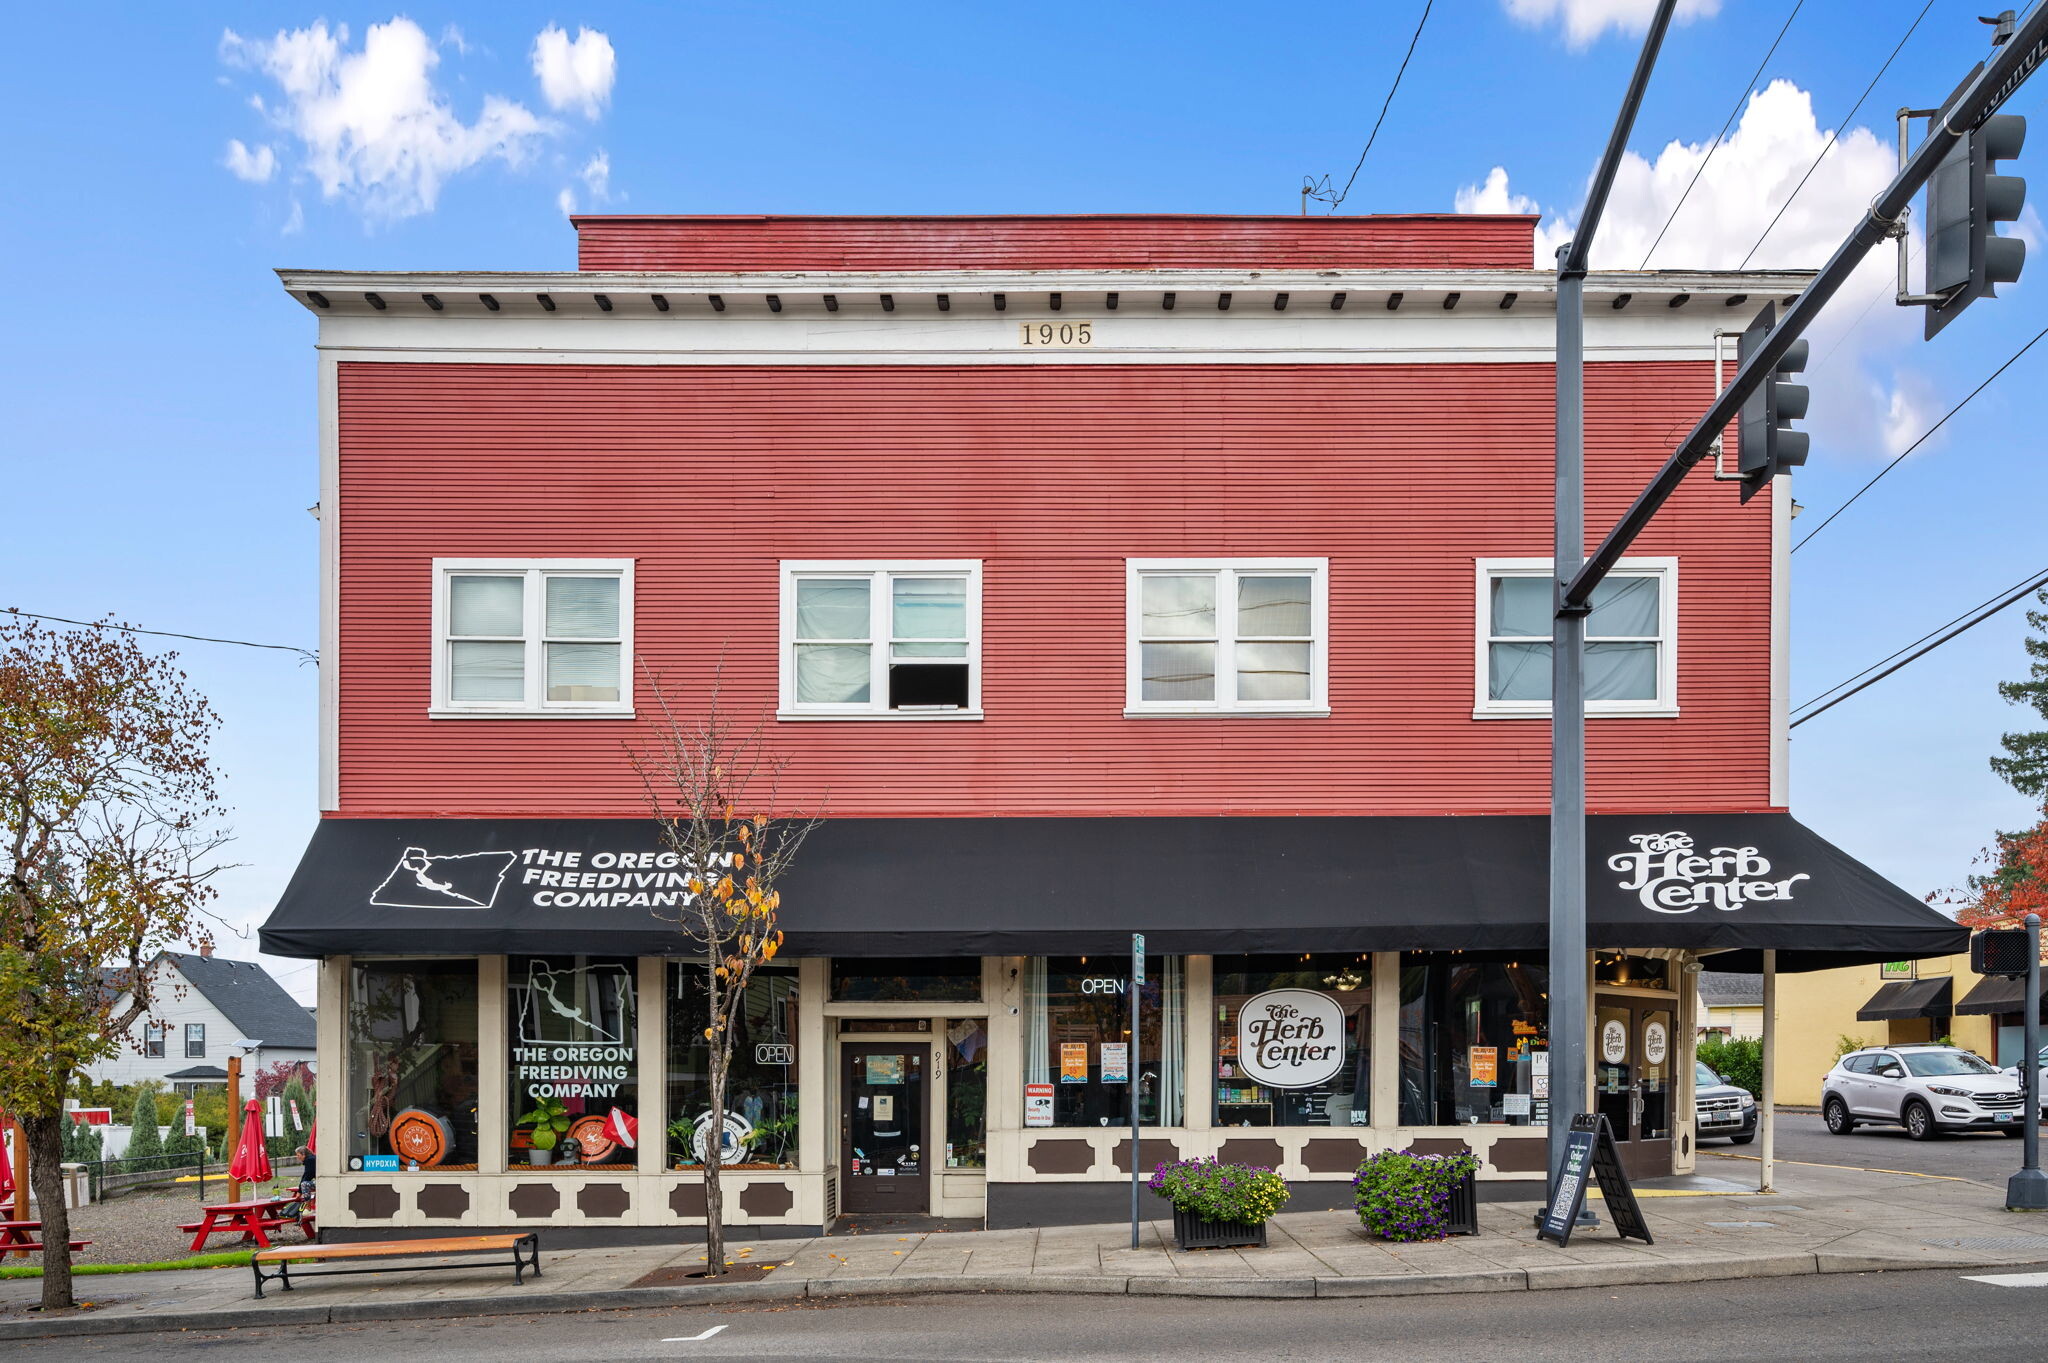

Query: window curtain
<box><xmin>1023</xmin><ymin>957</ymin><xmax>1049</xmax><ymax>1086</ymax></box>
<box><xmin>1159</xmin><ymin>956</ymin><xmax>1185</xmax><ymax>1125</ymax></box>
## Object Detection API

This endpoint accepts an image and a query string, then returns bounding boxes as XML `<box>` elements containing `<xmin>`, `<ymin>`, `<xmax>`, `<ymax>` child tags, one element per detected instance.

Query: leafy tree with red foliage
<box><xmin>1948</xmin><ymin>808</ymin><xmax>2048</xmax><ymax>936</ymax></box>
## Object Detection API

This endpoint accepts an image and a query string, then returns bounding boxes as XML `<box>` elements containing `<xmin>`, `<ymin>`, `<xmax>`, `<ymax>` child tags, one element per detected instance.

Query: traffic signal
<box><xmin>1925</xmin><ymin>113</ymin><xmax>2027</xmax><ymax>339</ymax></box>
<box><xmin>1737</xmin><ymin>302</ymin><xmax>1809</xmax><ymax>502</ymax></box>
<box><xmin>1974</xmin><ymin>926</ymin><xmax>2032</xmax><ymax>978</ymax></box>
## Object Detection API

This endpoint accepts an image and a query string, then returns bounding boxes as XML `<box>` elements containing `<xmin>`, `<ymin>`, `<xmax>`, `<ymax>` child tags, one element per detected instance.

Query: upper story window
<box><xmin>1124</xmin><ymin>559</ymin><xmax>1329</xmax><ymax>716</ymax></box>
<box><xmin>779</xmin><ymin>561</ymin><xmax>982</xmax><ymax>719</ymax></box>
<box><xmin>1474</xmin><ymin>557</ymin><xmax>1677</xmax><ymax>719</ymax></box>
<box><xmin>144</xmin><ymin>1022</ymin><xmax>165</xmax><ymax>1059</ymax></box>
<box><xmin>184</xmin><ymin>1023</ymin><xmax>206</xmax><ymax>1058</ymax></box>
<box><xmin>430</xmin><ymin>560</ymin><xmax>634</xmax><ymax>717</ymax></box>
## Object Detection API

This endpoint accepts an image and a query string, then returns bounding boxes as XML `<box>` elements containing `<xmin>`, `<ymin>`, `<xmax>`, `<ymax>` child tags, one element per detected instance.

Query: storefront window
<box><xmin>1213</xmin><ymin>954</ymin><xmax>1370</xmax><ymax>1127</ymax></box>
<box><xmin>944</xmin><ymin>1018</ymin><xmax>988</xmax><ymax>1167</ymax></box>
<box><xmin>1593</xmin><ymin>953</ymin><xmax>1669</xmax><ymax>989</ymax></box>
<box><xmin>1399</xmin><ymin>954</ymin><xmax>1549</xmax><ymax>1128</ymax></box>
<box><xmin>347</xmin><ymin>960</ymin><xmax>479</xmax><ymax>1171</ymax></box>
<box><xmin>669</xmin><ymin>963</ymin><xmax>800</xmax><ymax>1169</ymax></box>
<box><xmin>1023</xmin><ymin>956</ymin><xmax>1183</xmax><ymax>1127</ymax></box>
<box><xmin>508</xmin><ymin>955</ymin><xmax>638</xmax><ymax>1169</ymax></box>
<box><xmin>830</xmin><ymin>957</ymin><xmax>982</xmax><ymax>1002</ymax></box>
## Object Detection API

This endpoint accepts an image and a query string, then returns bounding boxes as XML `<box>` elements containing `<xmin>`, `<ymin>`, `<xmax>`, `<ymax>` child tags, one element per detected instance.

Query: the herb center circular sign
<box><xmin>1236</xmin><ymin>989</ymin><xmax>1345</xmax><ymax>1088</ymax></box>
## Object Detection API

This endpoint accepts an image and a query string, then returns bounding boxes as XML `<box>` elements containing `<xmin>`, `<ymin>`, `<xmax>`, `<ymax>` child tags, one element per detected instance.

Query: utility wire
<box><xmin>1638</xmin><ymin>0</ymin><xmax>1805</xmax><ymax>270</ymax></box>
<box><xmin>1738</xmin><ymin>0</ymin><xmax>1933</xmax><ymax>270</ymax></box>
<box><xmin>3</xmin><ymin>607</ymin><xmax>317</xmax><ymax>664</ymax></box>
<box><xmin>1304</xmin><ymin>0</ymin><xmax>1433</xmax><ymax>213</ymax></box>
<box><xmin>1792</xmin><ymin>565</ymin><xmax>2048</xmax><ymax>716</ymax></box>
<box><xmin>1790</xmin><ymin>569</ymin><xmax>2048</xmax><ymax>727</ymax></box>
<box><xmin>1793</xmin><ymin>320</ymin><xmax>2048</xmax><ymax>552</ymax></box>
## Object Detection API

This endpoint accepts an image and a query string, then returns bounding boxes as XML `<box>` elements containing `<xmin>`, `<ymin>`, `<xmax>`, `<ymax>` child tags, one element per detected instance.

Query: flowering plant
<box><xmin>1147</xmin><ymin>1157</ymin><xmax>1290</xmax><ymax>1225</ymax></box>
<box><xmin>1351</xmin><ymin>1148</ymin><xmax>1481</xmax><ymax>1242</ymax></box>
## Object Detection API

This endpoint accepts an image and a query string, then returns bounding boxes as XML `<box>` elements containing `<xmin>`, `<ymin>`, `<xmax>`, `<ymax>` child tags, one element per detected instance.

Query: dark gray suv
<box><xmin>1695</xmin><ymin>1060</ymin><xmax>1757</xmax><ymax>1144</ymax></box>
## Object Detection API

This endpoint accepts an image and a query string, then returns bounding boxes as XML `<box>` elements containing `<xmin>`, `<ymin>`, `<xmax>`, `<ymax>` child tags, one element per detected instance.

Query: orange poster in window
<box><xmin>1059</xmin><ymin>1042</ymin><xmax>1090</xmax><ymax>1083</ymax></box>
<box><xmin>1469</xmin><ymin>1046</ymin><xmax>1499</xmax><ymax>1088</ymax></box>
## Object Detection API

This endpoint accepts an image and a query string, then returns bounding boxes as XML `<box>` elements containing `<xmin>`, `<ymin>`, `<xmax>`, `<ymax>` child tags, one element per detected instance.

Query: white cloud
<box><xmin>580</xmin><ymin>150</ymin><xmax>611</xmax><ymax>200</ymax></box>
<box><xmin>1454</xmin><ymin>166</ymin><xmax>1537</xmax><ymax>216</ymax></box>
<box><xmin>224</xmin><ymin>139</ymin><xmax>276</xmax><ymax>183</ymax></box>
<box><xmin>221</xmin><ymin>18</ymin><xmax>549</xmax><ymax>222</ymax></box>
<box><xmin>1504</xmin><ymin>0</ymin><xmax>1720</xmax><ymax>48</ymax></box>
<box><xmin>283</xmin><ymin>198</ymin><xmax>305</xmax><ymax>236</ymax></box>
<box><xmin>557</xmin><ymin>186</ymin><xmax>576</xmax><ymax>218</ymax></box>
<box><xmin>532</xmin><ymin>25</ymin><xmax>615</xmax><ymax>119</ymax></box>
<box><xmin>1877</xmin><ymin>371</ymin><xmax>1938</xmax><ymax>459</ymax></box>
<box><xmin>440</xmin><ymin>24</ymin><xmax>469</xmax><ymax>56</ymax></box>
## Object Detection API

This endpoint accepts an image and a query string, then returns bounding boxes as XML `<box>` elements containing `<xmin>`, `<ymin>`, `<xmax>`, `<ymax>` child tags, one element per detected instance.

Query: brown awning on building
<box><xmin>1856</xmin><ymin>977</ymin><xmax>1953</xmax><ymax>1021</ymax></box>
<box><xmin>1955</xmin><ymin>974</ymin><xmax>2043</xmax><ymax>1016</ymax></box>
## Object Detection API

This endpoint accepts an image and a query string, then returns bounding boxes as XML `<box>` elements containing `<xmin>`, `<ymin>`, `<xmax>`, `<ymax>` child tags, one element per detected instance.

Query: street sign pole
<box><xmin>1131</xmin><ymin>932</ymin><xmax>1145</xmax><ymax>1249</ymax></box>
<box><xmin>2009</xmin><ymin>913</ymin><xmax>2047</xmax><ymax>1210</ymax></box>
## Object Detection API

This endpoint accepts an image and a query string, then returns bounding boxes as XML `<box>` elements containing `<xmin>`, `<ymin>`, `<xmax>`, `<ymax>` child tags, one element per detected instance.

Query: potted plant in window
<box><xmin>1351</xmin><ymin>1147</ymin><xmax>1482</xmax><ymax>1241</ymax></box>
<box><xmin>1148</xmin><ymin>1157</ymin><xmax>1290</xmax><ymax>1250</ymax></box>
<box><xmin>516</xmin><ymin>1094</ymin><xmax>571</xmax><ymax>1167</ymax></box>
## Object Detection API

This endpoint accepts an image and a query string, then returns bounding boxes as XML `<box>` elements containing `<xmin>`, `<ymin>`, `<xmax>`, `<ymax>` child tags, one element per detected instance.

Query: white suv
<box><xmin>1821</xmin><ymin>1044</ymin><xmax>2025</xmax><ymax>1141</ymax></box>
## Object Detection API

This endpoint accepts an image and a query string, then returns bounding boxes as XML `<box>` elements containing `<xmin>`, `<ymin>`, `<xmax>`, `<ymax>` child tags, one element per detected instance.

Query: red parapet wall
<box><xmin>334</xmin><ymin>360</ymin><xmax>1770</xmax><ymax>818</ymax></box>
<box><xmin>572</xmin><ymin>214</ymin><xmax>1539</xmax><ymax>272</ymax></box>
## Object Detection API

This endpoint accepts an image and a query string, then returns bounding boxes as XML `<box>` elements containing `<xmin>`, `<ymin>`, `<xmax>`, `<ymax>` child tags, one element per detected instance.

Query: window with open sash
<box><xmin>779</xmin><ymin>562</ymin><xmax>982</xmax><ymax>717</ymax></box>
<box><xmin>1475</xmin><ymin>558</ymin><xmax>1677</xmax><ymax>718</ymax></box>
<box><xmin>432</xmin><ymin>560</ymin><xmax>633</xmax><ymax>716</ymax></box>
<box><xmin>1125</xmin><ymin>560</ymin><xmax>1328</xmax><ymax>715</ymax></box>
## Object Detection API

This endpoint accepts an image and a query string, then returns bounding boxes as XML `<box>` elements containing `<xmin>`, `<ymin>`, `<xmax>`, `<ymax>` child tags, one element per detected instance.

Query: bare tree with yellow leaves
<box><xmin>631</xmin><ymin>671</ymin><xmax>818</xmax><ymax>1273</ymax></box>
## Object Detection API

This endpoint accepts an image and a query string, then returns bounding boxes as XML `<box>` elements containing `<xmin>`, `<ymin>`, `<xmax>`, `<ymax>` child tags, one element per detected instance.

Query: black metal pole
<box><xmin>2010</xmin><ymin>913</ymin><xmax>2047</xmax><ymax>1209</ymax></box>
<box><xmin>1130</xmin><ymin>933</ymin><xmax>1143</xmax><ymax>1249</ymax></box>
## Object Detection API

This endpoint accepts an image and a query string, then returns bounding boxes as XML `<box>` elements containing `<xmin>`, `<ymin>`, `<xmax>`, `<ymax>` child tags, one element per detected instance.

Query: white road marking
<box><xmin>661</xmin><ymin>1325</ymin><xmax>730</xmax><ymax>1341</ymax></box>
<box><xmin>1963</xmin><ymin>1271</ymin><xmax>2048</xmax><ymax>1287</ymax></box>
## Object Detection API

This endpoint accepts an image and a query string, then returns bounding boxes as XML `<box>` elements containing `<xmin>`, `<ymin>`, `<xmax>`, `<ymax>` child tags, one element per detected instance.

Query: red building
<box><xmin>265</xmin><ymin>214</ymin><xmax>1959</xmax><ymax>1239</ymax></box>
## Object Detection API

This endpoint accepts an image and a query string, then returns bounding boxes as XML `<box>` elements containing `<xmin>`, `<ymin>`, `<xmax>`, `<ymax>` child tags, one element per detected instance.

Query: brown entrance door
<box><xmin>840</xmin><ymin>1043</ymin><xmax>930</xmax><ymax>1215</ymax></box>
<box><xmin>1594</xmin><ymin>997</ymin><xmax>1675</xmax><ymax>1180</ymax></box>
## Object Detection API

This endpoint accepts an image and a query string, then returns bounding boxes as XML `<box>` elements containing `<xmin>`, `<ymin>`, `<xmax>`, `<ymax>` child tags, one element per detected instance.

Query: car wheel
<box><xmin>1823</xmin><ymin>1097</ymin><xmax>1856</xmax><ymax>1134</ymax></box>
<box><xmin>1904</xmin><ymin>1100</ymin><xmax>1940</xmax><ymax>1141</ymax></box>
<box><xmin>1729</xmin><ymin>1130</ymin><xmax>1756</xmax><ymax>1145</ymax></box>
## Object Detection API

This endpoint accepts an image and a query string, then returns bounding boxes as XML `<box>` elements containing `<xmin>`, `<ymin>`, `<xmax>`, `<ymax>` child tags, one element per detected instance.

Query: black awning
<box><xmin>259</xmin><ymin>813</ymin><xmax>1965</xmax><ymax>971</ymax></box>
<box><xmin>1856</xmin><ymin>977</ymin><xmax>1954</xmax><ymax>1021</ymax></box>
<box><xmin>1956</xmin><ymin>974</ymin><xmax>2042</xmax><ymax>1016</ymax></box>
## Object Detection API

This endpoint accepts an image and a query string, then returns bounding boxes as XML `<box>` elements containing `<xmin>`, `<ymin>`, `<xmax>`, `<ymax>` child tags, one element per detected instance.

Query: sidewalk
<box><xmin>8</xmin><ymin>1159</ymin><xmax>2048</xmax><ymax>1340</ymax></box>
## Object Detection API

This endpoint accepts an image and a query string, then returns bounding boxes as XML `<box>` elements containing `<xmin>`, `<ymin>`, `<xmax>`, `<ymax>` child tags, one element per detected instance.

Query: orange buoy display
<box><xmin>565</xmin><ymin>1114</ymin><xmax>618</xmax><ymax>1163</ymax></box>
<box><xmin>387</xmin><ymin>1108</ymin><xmax>453</xmax><ymax>1167</ymax></box>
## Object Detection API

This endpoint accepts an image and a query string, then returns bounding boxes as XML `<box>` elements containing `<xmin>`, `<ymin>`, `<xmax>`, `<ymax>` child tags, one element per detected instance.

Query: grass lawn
<box><xmin>0</xmin><ymin>1250</ymin><xmax>252</xmax><ymax>1279</ymax></box>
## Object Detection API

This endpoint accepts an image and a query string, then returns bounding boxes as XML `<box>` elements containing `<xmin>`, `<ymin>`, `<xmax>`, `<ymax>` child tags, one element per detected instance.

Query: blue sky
<box><xmin>4</xmin><ymin>1</ymin><xmax>2044</xmax><ymax>999</ymax></box>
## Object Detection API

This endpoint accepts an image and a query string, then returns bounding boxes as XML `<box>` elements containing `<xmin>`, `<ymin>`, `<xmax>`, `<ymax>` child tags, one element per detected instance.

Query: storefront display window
<box><xmin>1213</xmin><ymin>955</ymin><xmax>1370</xmax><ymax>1127</ymax></box>
<box><xmin>347</xmin><ymin>959</ymin><xmax>480</xmax><ymax>1171</ymax></box>
<box><xmin>1399</xmin><ymin>954</ymin><xmax>1549</xmax><ymax>1128</ymax></box>
<box><xmin>1593</xmin><ymin>953</ymin><xmax>1670</xmax><ymax>989</ymax></box>
<box><xmin>1023</xmin><ymin>956</ymin><xmax>1183</xmax><ymax>1127</ymax></box>
<box><xmin>669</xmin><ymin>963</ymin><xmax>800</xmax><ymax>1169</ymax></box>
<box><xmin>830</xmin><ymin>957</ymin><xmax>982</xmax><ymax>1002</ymax></box>
<box><xmin>509</xmin><ymin>955</ymin><xmax>638</xmax><ymax>1169</ymax></box>
<box><xmin>944</xmin><ymin>1018</ymin><xmax>988</xmax><ymax>1167</ymax></box>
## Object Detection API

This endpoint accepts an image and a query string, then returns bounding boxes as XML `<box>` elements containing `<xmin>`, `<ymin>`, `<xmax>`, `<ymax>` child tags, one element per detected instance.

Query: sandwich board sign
<box><xmin>1536</xmin><ymin>1112</ymin><xmax>1653</xmax><ymax>1247</ymax></box>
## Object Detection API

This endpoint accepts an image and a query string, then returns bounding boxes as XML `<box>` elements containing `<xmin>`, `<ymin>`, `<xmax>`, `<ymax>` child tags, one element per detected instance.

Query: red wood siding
<box><xmin>335</xmin><ymin>361</ymin><xmax>1771</xmax><ymax>818</ymax></box>
<box><xmin>573</xmin><ymin>215</ymin><xmax>1537</xmax><ymax>272</ymax></box>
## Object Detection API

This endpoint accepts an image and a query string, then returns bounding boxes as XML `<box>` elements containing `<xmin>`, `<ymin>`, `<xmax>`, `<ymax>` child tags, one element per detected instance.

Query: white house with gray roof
<box><xmin>87</xmin><ymin>950</ymin><xmax>317</xmax><ymax>1093</ymax></box>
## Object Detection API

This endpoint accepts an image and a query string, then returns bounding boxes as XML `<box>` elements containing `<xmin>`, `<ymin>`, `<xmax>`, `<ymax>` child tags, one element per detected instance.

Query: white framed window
<box><xmin>778</xmin><ymin>561</ymin><xmax>983</xmax><ymax>719</ymax></box>
<box><xmin>184</xmin><ymin>1023</ymin><xmax>206</xmax><ymax>1058</ymax></box>
<box><xmin>1474</xmin><ymin>557</ymin><xmax>1677</xmax><ymax>719</ymax></box>
<box><xmin>144</xmin><ymin>1022</ymin><xmax>165</xmax><ymax>1059</ymax></box>
<box><xmin>1124</xmin><ymin>559</ymin><xmax>1329</xmax><ymax>716</ymax></box>
<box><xmin>430</xmin><ymin>560</ymin><xmax>635</xmax><ymax>718</ymax></box>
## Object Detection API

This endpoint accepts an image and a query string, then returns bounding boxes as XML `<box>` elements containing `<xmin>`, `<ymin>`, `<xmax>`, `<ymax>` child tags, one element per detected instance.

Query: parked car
<box><xmin>1694</xmin><ymin>1060</ymin><xmax>1757</xmax><ymax>1144</ymax></box>
<box><xmin>2000</xmin><ymin>1044</ymin><xmax>2048</xmax><ymax>1118</ymax></box>
<box><xmin>1822</xmin><ymin>1044</ymin><xmax>2025</xmax><ymax>1140</ymax></box>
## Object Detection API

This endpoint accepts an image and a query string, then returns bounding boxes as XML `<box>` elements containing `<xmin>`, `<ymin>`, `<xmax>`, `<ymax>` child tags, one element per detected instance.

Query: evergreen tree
<box><xmin>123</xmin><ymin>1085</ymin><xmax>163</xmax><ymax>1170</ymax></box>
<box><xmin>1992</xmin><ymin>590</ymin><xmax>2048</xmax><ymax>798</ymax></box>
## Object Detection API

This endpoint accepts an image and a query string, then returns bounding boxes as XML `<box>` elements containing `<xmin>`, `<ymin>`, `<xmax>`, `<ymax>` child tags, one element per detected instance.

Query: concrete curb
<box><xmin>7</xmin><ymin>1250</ymin><xmax>2048</xmax><ymax>1340</ymax></box>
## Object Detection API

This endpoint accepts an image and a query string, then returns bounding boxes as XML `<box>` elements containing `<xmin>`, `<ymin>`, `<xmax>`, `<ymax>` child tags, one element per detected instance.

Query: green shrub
<box><xmin>1834</xmin><ymin>1033</ymin><xmax>1868</xmax><ymax>1060</ymax></box>
<box><xmin>124</xmin><ymin>1085</ymin><xmax>164</xmax><ymax>1168</ymax></box>
<box><xmin>1352</xmin><ymin>1148</ymin><xmax>1482</xmax><ymax>1242</ymax></box>
<box><xmin>1146</xmin><ymin>1158</ymin><xmax>1291</xmax><ymax>1225</ymax></box>
<box><xmin>1698</xmin><ymin>1035</ymin><xmax>1764</xmax><ymax>1099</ymax></box>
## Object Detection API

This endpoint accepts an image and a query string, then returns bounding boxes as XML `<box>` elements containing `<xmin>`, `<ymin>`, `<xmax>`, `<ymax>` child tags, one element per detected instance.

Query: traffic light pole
<box><xmin>2010</xmin><ymin>913</ymin><xmax>2046</xmax><ymax>1211</ymax></box>
<box><xmin>1562</xmin><ymin>2</ymin><xmax>2048</xmax><ymax>611</ymax></box>
<box><xmin>1543</xmin><ymin>0</ymin><xmax>1677</xmax><ymax>1224</ymax></box>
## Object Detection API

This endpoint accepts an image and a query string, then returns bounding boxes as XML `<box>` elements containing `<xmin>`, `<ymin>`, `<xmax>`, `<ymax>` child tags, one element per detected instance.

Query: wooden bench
<box><xmin>250</xmin><ymin>1233</ymin><xmax>540</xmax><ymax>1299</ymax></box>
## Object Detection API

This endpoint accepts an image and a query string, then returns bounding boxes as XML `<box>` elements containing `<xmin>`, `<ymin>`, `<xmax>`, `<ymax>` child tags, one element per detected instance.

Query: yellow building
<box><xmin>1699</xmin><ymin>971</ymin><xmax>1763</xmax><ymax>1040</ymax></box>
<box><xmin>1765</xmin><ymin>953</ymin><xmax>2029</xmax><ymax>1105</ymax></box>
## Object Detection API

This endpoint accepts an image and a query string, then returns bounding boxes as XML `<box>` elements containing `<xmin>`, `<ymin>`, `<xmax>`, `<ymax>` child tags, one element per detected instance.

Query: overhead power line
<box><xmin>1638</xmin><ymin>0</ymin><xmax>1805</xmax><ymax>270</ymax></box>
<box><xmin>3</xmin><ymin>608</ymin><xmax>317</xmax><ymax>664</ymax></box>
<box><xmin>1790</xmin><ymin>568</ymin><xmax>2048</xmax><ymax>728</ymax></box>
<box><xmin>1793</xmin><ymin>319</ymin><xmax>2048</xmax><ymax>553</ymax></box>
<box><xmin>1793</xmin><ymin>565</ymin><xmax>2048</xmax><ymax>716</ymax></box>
<box><xmin>1738</xmin><ymin>0</ymin><xmax>1933</xmax><ymax>270</ymax></box>
<box><xmin>1303</xmin><ymin>0</ymin><xmax>1433</xmax><ymax>213</ymax></box>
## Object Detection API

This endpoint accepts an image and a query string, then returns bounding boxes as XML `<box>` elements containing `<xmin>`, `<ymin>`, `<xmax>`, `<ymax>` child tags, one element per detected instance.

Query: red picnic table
<box><xmin>180</xmin><ymin>1197</ymin><xmax>305</xmax><ymax>1253</ymax></box>
<box><xmin>0</xmin><ymin>1220</ymin><xmax>91</xmax><ymax>1255</ymax></box>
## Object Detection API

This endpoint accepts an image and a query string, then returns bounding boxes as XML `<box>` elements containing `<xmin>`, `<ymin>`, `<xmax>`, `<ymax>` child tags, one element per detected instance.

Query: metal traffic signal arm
<box><xmin>1561</xmin><ymin>3</ymin><xmax>2048</xmax><ymax>612</ymax></box>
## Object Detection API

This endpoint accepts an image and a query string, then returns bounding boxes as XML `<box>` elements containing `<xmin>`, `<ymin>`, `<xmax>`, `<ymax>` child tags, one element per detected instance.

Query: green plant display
<box><xmin>1352</xmin><ymin>1148</ymin><xmax>1482</xmax><ymax>1242</ymax></box>
<box><xmin>1698</xmin><ymin>1035</ymin><xmax>1764</xmax><ymax>1099</ymax></box>
<box><xmin>1146</xmin><ymin>1158</ymin><xmax>1290</xmax><ymax>1225</ymax></box>
<box><xmin>517</xmin><ymin>1093</ymin><xmax>571</xmax><ymax>1152</ymax></box>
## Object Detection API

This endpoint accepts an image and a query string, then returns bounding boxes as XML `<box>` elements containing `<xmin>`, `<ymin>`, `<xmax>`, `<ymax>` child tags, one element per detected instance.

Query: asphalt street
<box><xmin>1696</xmin><ymin>1109</ymin><xmax>2046</xmax><ymax>1186</ymax></box>
<box><xmin>19</xmin><ymin>1267</ymin><xmax>2048</xmax><ymax>1362</ymax></box>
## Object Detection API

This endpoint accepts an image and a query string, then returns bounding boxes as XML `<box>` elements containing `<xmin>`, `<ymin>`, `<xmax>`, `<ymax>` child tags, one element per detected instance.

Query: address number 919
<box><xmin>1020</xmin><ymin>321</ymin><xmax>1093</xmax><ymax>347</ymax></box>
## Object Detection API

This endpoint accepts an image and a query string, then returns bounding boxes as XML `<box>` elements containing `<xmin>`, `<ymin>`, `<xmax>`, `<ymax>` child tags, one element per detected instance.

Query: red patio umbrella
<box><xmin>229</xmin><ymin>1098</ymin><xmax>271</xmax><ymax>1183</ymax></box>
